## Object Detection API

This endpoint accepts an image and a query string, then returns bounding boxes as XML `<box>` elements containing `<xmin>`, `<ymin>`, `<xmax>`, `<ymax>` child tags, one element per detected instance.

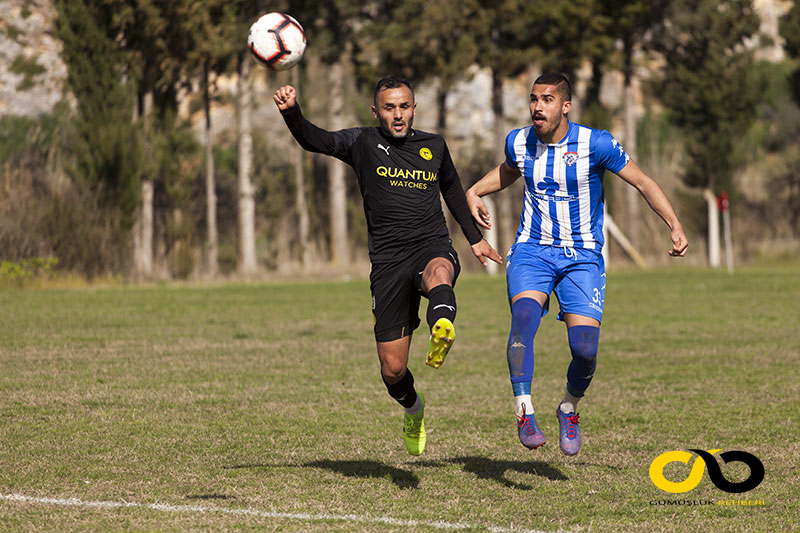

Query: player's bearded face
<box><xmin>530</xmin><ymin>84</ymin><xmax>570</xmax><ymax>141</ymax></box>
<box><xmin>373</xmin><ymin>86</ymin><xmax>416</xmax><ymax>139</ymax></box>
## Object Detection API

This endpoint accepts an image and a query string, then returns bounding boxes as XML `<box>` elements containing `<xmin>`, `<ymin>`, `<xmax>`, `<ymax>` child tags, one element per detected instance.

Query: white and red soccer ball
<box><xmin>247</xmin><ymin>12</ymin><xmax>306</xmax><ymax>71</ymax></box>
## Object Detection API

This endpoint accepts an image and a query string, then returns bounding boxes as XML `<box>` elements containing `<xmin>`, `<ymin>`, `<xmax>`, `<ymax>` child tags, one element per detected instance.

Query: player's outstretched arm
<box><xmin>465</xmin><ymin>162</ymin><xmax>521</xmax><ymax>230</ymax></box>
<box><xmin>273</xmin><ymin>85</ymin><xmax>297</xmax><ymax>110</ymax></box>
<box><xmin>274</xmin><ymin>85</ymin><xmax>354</xmax><ymax>160</ymax></box>
<box><xmin>616</xmin><ymin>160</ymin><xmax>689</xmax><ymax>257</ymax></box>
<box><xmin>471</xmin><ymin>239</ymin><xmax>503</xmax><ymax>267</ymax></box>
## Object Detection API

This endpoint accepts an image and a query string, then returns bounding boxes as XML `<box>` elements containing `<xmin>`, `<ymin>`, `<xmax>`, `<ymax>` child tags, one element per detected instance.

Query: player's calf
<box><xmin>558</xmin><ymin>325</ymin><xmax>599</xmax><ymax>456</ymax></box>
<box><xmin>508</xmin><ymin>298</ymin><xmax>542</xmax><ymax>444</ymax></box>
<box><xmin>426</xmin><ymin>284</ymin><xmax>456</xmax><ymax>328</ymax></box>
<box><xmin>565</xmin><ymin>325</ymin><xmax>599</xmax><ymax>403</ymax></box>
<box><xmin>382</xmin><ymin>369</ymin><xmax>427</xmax><ymax>455</ymax></box>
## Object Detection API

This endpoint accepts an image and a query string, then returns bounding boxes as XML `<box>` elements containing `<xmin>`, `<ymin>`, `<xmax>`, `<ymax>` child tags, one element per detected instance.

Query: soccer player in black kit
<box><xmin>274</xmin><ymin>76</ymin><xmax>502</xmax><ymax>455</ymax></box>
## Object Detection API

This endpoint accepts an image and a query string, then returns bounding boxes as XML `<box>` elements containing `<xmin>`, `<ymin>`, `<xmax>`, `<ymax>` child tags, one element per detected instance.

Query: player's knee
<box><xmin>568</xmin><ymin>325</ymin><xmax>599</xmax><ymax>366</ymax></box>
<box><xmin>510</xmin><ymin>298</ymin><xmax>542</xmax><ymax>332</ymax></box>
<box><xmin>422</xmin><ymin>259</ymin><xmax>454</xmax><ymax>289</ymax></box>
<box><xmin>508</xmin><ymin>301</ymin><xmax>537</xmax><ymax>351</ymax></box>
<box><xmin>381</xmin><ymin>363</ymin><xmax>406</xmax><ymax>383</ymax></box>
<box><xmin>511</xmin><ymin>309</ymin><xmax>531</xmax><ymax>331</ymax></box>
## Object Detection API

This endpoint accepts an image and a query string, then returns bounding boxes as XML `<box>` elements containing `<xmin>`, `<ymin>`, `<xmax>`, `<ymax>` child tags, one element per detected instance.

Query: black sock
<box><xmin>382</xmin><ymin>368</ymin><xmax>417</xmax><ymax>409</ymax></box>
<box><xmin>426</xmin><ymin>284</ymin><xmax>456</xmax><ymax>330</ymax></box>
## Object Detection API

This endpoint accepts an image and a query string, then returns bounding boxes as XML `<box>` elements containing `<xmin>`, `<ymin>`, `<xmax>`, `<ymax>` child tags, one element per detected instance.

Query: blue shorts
<box><xmin>506</xmin><ymin>242</ymin><xmax>605</xmax><ymax>322</ymax></box>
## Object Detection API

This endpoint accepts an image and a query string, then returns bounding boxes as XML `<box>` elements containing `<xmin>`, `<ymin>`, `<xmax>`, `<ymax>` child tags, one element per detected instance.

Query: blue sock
<box><xmin>566</xmin><ymin>325</ymin><xmax>600</xmax><ymax>396</ymax></box>
<box><xmin>507</xmin><ymin>298</ymin><xmax>542</xmax><ymax>395</ymax></box>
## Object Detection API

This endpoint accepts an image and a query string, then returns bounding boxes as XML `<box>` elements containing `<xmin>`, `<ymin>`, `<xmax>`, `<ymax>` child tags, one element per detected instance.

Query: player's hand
<box><xmin>471</xmin><ymin>239</ymin><xmax>503</xmax><ymax>267</ymax></box>
<box><xmin>669</xmin><ymin>225</ymin><xmax>689</xmax><ymax>257</ymax></box>
<box><xmin>466</xmin><ymin>189</ymin><xmax>492</xmax><ymax>230</ymax></box>
<box><xmin>273</xmin><ymin>85</ymin><xmax>297</xmax><ymax>110</ymax></box>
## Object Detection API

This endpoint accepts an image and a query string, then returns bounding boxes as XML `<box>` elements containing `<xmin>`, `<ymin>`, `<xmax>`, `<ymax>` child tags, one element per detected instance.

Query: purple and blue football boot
<box><xmin>556</xmin><ymin>407</ymin><xmax>581</xmax><ymax>456</ymax></box>
<box><xmin>516</xmin><ymin>404</ymin><xmax>546</xmax><ymax>449</ymax></box>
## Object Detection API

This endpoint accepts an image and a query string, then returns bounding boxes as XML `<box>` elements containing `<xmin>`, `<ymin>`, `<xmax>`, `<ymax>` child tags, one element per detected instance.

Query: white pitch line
<box><xmin>0</xmin><ymin>493</ymin><xmax>552</xmax><ymax>533</ymax></box>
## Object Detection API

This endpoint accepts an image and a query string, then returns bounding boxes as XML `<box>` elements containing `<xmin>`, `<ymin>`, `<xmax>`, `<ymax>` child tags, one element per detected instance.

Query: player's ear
<box><xmin>562</xmin><ymin>100</ymin><xmax>572</xmax><ymax>115</ymax></box>
<box><xmin>371</xmin><ymin>105</ymin><xmax>378</xmax><ymax>119</ymax></box>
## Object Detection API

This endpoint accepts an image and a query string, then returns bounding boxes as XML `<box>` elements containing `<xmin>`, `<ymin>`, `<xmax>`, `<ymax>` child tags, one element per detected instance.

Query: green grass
<box><xmin>1</xmin><ymin>268</ymin><xmax>798</xmax><ymax>531</ymax></box>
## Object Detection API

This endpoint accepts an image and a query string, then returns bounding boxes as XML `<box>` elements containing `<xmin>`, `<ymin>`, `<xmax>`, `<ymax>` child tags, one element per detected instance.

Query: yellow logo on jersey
<box><xmin>419</xmin><ymin>147</ymin><xmax>432</xmax><ymax>160</ymax></box>
<box><xmin>376</xmin><ymin>166</ymin><xmax>438</xmax><ymax>181</ymax></box>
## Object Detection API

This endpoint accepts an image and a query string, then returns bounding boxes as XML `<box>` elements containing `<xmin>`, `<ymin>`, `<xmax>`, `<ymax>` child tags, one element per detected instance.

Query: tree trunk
<box><xmin>436</xmin><ymin>82</ymin><xmax>448</xmax><ymax>135</ymax></box>
<box><xmin>133</xmin><ymin>179</ymin><xmax>154</xmax><ymax>278</ymax></box>
<box><xmin>623</xmin><ymin>42</ymin><xmax>641</xmax><ymax>249</ymax></box>
<box><xmin>436</xmin><ymin>82</ymin><xmax>458</xmax><ymax>238</ymax></box>
<box><xmin>327</xmin><ymin>60</ymin><xmax>349</xmax><ymax>266</ymax></box>
<box><xmin>291</xmin><ymin>67</ymin><xmax>312</xmax><ymax>270</ymax></box>
<box><xmin>703</xmin><ymin>189</ymin><xmax>721</xmax><ymax>268</ymax></box>
<box><xmin>133</xmin><ymin>91</ymin><xmax>154</xmax><ymax>279</ymax></box>
<box><xmin>204</xmin><ymin>62</ymin><xmax>219</xmax><ymax>277</ymax></box>
<box><xmin>237</xmin><ymin>52</ymin><xmax>257</xmax><ymax>274</ymax></box>
<box><xmin>492</xmin><ymin>68</ymin><xmax>513</xmax><ymax>257</ymax></box>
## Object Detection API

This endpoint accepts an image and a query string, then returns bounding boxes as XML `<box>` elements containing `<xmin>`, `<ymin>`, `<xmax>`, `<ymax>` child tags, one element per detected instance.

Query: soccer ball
<box><xmin>247</xmin><ymin>12</ymin><xmax>306</xmax><ymax>71</ymax></box>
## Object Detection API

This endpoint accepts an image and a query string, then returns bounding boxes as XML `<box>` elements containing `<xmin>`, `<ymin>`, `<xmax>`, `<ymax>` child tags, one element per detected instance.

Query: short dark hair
<box><xmin>533</xmin><ymin>73</ymin><xmax>571</xmax><ymax>102</ymax></box>
<box><xmin>374</xmin><ymin>75</ymin><xmax>414</xmax><ymax>104</ymax></box>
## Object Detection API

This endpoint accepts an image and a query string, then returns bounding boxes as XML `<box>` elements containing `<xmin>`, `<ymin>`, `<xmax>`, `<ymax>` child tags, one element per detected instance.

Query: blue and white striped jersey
<box><xmin>505</xmin><ymin>121</ymin><xmax>630</xmax><ymax>250</ymax></box>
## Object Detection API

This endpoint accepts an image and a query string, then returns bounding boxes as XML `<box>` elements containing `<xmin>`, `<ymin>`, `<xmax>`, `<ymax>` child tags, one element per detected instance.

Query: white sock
<box><xmin>405</xmin><ymin>394</ymin><xmax>422</xmax><ymax>415</ymax></box>
<box><xmin>560</xmin><ymin>389</ymin><xmax>582</xmax><ymax>414</ymax></box>
<box><xmin>514</xmin><ymin>395</ymin><xmax>533</xmax><ymax>417</ymax></box>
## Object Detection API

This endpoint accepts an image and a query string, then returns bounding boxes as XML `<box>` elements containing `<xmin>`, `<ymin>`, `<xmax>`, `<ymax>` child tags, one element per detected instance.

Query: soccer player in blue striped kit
<box><xmin>466</xmin><ymin>73</ymin><xmax>689</xmax><ymax>456</ymax></box>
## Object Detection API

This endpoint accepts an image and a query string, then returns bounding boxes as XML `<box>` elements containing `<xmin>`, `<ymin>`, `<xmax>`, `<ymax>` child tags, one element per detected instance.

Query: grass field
<box><xmin>1</xmin><ymin>267</ymin><xmax>798</xmax><ymax>531</ymax></box>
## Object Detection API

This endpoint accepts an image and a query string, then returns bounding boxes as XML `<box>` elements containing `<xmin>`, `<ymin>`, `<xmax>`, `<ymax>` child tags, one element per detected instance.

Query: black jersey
<box><xmin>281</xmin><ymin>105</ymin><xmax>483</xmax><ymax>263</ymax></box>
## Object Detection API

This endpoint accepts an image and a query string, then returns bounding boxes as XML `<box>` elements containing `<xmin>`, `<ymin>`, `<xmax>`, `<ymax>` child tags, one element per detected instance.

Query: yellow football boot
<box><xmin>425</xmin><ymin>318</ymin><xmax>455</xmax><ymax>369</ymax></box>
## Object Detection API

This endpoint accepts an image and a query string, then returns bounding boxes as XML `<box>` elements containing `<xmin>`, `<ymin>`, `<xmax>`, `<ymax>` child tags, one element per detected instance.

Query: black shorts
<box><xmin>370</xmin><ymin>240</ymin><xmax>461</xmax><ymax>342</ymax></box>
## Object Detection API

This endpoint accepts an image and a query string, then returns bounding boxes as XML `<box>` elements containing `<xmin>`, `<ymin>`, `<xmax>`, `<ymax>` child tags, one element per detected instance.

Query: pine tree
<box><xmin>780</xmin><ymin>0</ymin><xmax>800</xmax><ymax>105</ymax></box>
<box><xmin>468</xmin><ymin>0</ymin><xmax>596</xmax><ymax>253</ymax></box>
<box><xmin>288</xmin><ymin>0</ymin><xmax>370</xmax><ymax>267</ymax></box>
<box><xmin>183</xmin><ymin>1</ymin><xmax>239</xmax><ymax>277</ymax></box>
<box><xmin>651</xmin><ymin>0</ymin><xmax>760</xmax><ymax>193</ymax></box>
<box><xmin>586</xmin><ymin>0</ymin><xmax>670</xmax><ymax>248</ymax></box>
<box><xmin>370</xmin><ymin>0</ymin><xmax>480</xmax><ymax>134</ymax></box>
<box><xmin>54</xmin><ymin>0</ymin><xmax>143</xmax><ymax>222</ymax></box>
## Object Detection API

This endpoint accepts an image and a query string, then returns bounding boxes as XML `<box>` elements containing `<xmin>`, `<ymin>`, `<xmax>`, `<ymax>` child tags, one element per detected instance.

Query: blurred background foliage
<box><xmin>1</xmin><ymin>0</ymin><xmax>798</xmax><ymax>282</ymax></box>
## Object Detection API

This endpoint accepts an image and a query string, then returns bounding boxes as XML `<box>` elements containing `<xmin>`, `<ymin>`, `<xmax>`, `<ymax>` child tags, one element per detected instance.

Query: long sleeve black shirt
<box><xmin>281</xmin><ymin>104</ymin><xmax>483</xmax><ymax>263</ymax></box>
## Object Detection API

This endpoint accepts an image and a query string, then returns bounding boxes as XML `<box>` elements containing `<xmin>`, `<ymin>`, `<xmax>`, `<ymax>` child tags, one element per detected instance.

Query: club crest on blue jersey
<box><xmin>563</xmin><ymin>151</ymin><xmax>579</xmax><ymax>166</ymax></box>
